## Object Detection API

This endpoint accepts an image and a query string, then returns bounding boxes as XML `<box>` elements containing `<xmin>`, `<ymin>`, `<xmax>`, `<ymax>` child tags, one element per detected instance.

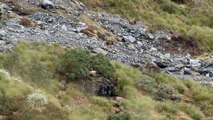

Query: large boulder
<box><xmin>155</xmin><ymin>60</ymin><xmax>170</xmax><ymax>68</ymax></box>
<box><xmin>84</xmin><ymin>78</ymin><xmax>116</xmax><ymax>97</ymax></box>
<box><xmin>39</xmin><ymin>0</ymin><xmax>55</xmax><ymax>9</ymax></box>
<box><xmin>201</xmin><ymin>63</ymin><xmax>213</xmax><ymax>77</ymax></box>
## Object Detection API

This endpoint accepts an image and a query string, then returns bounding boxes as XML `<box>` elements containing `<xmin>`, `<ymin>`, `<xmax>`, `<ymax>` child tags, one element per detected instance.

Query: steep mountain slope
<box><xmin>0</xmin><ymin>42</ymin><xmax>212</xmax><ymax>120</ymax></box>
<box><xmin>80</xmin><ymin>0</ymin><xmax>213</xmax><ymax>51</ymax></box>
<box><xmin>0</xmin><ymin>0</ymin><xmax>213</xmax><ymax>120</ymax></box>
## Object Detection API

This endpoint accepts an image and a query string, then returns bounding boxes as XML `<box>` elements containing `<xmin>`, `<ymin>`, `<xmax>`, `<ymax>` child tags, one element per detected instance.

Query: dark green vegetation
<box><xmin>58</xmin><ymin>49</ymin><xmax>115</xmax><ymax>81</ymax></box>
<box><xmin>80</xmin><ymin>0</ymin><xmax>213</xmax><ymax>51</ymax></box>
<box><xmin>0</xmin><ymin>42</ymin><xmax>213</xmax><ymax>120</ymax></box>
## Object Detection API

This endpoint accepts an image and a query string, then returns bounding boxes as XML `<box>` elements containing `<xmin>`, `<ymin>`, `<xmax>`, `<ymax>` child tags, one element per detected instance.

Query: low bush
<box><xmin>135</xmin><ymin>75</ymin><xmax>158</xmax><ymax>94</ymax></box>
<box><xmin>107</xmin><ymin>112</ymin><xmax>132</xmax><ymax>120</ymax></box>
<box><xmin>156</xmin><ymin>102</ymin><xmax>178</xmax><ymax>114</ymax></box>
<box><xmin>155</xmin><ymin>84</ymin><xmax>181</xmax><ymax>101</ymax></box>
<box><xmin>26</xmin><ymin>92</ymin><xmax>48</xmax><ymax>107</ymax></box>
<box><xmin>149</xmin><ymin>73</ymin><xmax>187</xmax><ymax>94</ymax></box>
<box><xmin>58</xmin><ymin>49</ymin><xmax>116</xmax><ymax>81</ymax></box>
<box><xmin>91</xmin><ymin>54</ymin><xmax>116</xmax><ymax>79</ymax></box>
<box><xmin>160</xmin><ymin>0</ymin><xmax>179</xmax><ymax>14</ymax></box>
<box><xmin>58</xmin><ymin>49</ymin><xmax>91</xmax><ymax>81</ymax></box>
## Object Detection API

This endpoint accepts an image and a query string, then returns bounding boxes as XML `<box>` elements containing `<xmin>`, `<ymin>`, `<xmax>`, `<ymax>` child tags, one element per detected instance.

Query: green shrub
<box><xmin>91</xmin><ymin>54</ymin><xmax>116</xmax><ymax>79</ymax></box>
<box><xmin>155</xmin><ymin>84</ymin><xmax>180</xmax><ymax>101</ymax></box>
<box><xmin>107</xmin><ymin>112</ymin><xmax>132</xmax><ymax>120</ymax></box>
<box><xmin>58</xmin><ymin>49</ymin><xmax>116</xmax><ymax>81</ymax></box>
<box><xmin>135</xmin><ymin>75</ymin><xmax>158</xmax><ymax>94</ymax></box>
<box><xmin>156</xmin><ymin>102</ymin><xmax>178</xmax><ymax>114</ymax></box>
<box><xmin>149</xmin><ymin>73</ymin><xmax>187</xmax><ymax>94</ymax></box>
<box><xmin>58</xmin><ymin>49</ymin><xmax>91</xmax><ymax>81</ymax></box>
<box><xmin>112</xmin><ymin>61</ymin><xmax>141</xmax><ymax>95</ymax></box>
<box><xmin>160</xmin><ymin>0</ymin><xmax>179</xmax><ymax>14</ymax></box>
<box><xmin>29</xmin><ymin>57</ymin><xmax>50</xmax><ymax>84</ymax></box>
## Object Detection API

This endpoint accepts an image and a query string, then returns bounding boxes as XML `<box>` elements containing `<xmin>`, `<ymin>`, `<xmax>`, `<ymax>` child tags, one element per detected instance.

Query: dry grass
<box><xmin>19</xmin><ymin>17</ymin><xmax>36</xmax><ymax>27</ymax></box>
<box><xmin>80</xmin><ymin>16</ymin><xmax>117</xmax><ymax>43</ymax></box>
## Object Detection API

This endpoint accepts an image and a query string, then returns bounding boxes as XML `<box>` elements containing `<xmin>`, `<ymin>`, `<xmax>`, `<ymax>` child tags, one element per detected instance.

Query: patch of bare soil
<box><xmin>158</xmin><ymin>35</ymin><xmax>201</xmax><ymax>56</ymax></box>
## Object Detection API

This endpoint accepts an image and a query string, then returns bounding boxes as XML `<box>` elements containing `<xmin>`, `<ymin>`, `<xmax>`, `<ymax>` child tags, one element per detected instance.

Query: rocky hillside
<box><xmin>0</xmin><ymin>0</ymin><xmax>213</xmax><ymax>120</ymax></box>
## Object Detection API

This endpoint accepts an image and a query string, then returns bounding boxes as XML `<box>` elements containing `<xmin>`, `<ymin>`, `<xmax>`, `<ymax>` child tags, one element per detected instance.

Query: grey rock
<box><xmin>75</xmin><ymin>22</ymin><xmax>88</xmax><ymax>32</ymax></box>
<box><xmin>150</xmin><ymin>47</ymin><xmax>157</xmax><ymax>51</ymax></box>
<box><xmin>184</xmin><ymin>68</ymin><xmax>192</xmax><ymax>75</ymax></box>
<box><xmin>136</xmin><ymin>41</ymin><xmax>143</xmax><ymax>47</ymax></box>
<box><xmin>147</xmin><ymin>33</ymin><xmax>154</xmax><ymax>40</ymax></box>
<box><xmin>167</xmin><ymin>67</ymin><xmax>179</xmax><ymax>72</ymax></box>
<box><xmin>155</xmin><ymin>60</ymin><xmax>170</xmax><ymax>68</ymax></box>
<box><xmin>164</xmin><ymin>53</ymin><xmax>171</xmax><ymax>59</ymax></box>
<box><xmin>61</xmin><ymin>25</ymin><xmax>67</xmax><ymax>31</ymax></box>
<box><xmin>0</xmin><ymin>30</ymin><xmax>6</xmax><ymax>37</ymax></box>
<box><xmin>92</xmin><ymin>48</ymin><xmax>108</xmax><ymax>55</ymax></box>
<box><xmin>186</xmin><ymin>53</ymin><xmax>191</xmax><ymax>58</ymax></box>
<box><xmin>0</xmin><ymin>40</ymin><xmax>6</xmax><ymax>45</ymax></box>
<box><xmin>189</xmin><ymin>59</ymin><xmax>201</xmax><ymax>68</ymax></box>
<box><xmin>154</xmin><ymin>31</ymin><xmax>171</xmax><ymax>40</ymax></box>
<box><xmin>123</xmin><ymin>35</ymin><xmax>136</xmax><ymax>43</ymax></box>
<box><xmin>174</xmin><ymin>63</ymin><xmax>184</xmax><ymax>69</ymax></box>
<box><xmin>40</xmin><ymin>0</ymin><xmax>55</xmax><ymax>9</ymax></box>
<box><xmin>201</xmin><ymin>63</ymin><xmax>213</xmax><ymax>77</ymax></box>
<box><xmin>0</xmin><ymin>3</ymin><xmax>12</xmax><ymax>12</ymax></box>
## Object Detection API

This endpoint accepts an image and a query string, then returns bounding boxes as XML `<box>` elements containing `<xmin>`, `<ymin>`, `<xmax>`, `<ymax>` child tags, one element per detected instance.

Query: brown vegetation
<box><xmin>19</xmin><ymin>17</ymin><xmax>36</xmax><ymax>27</ymax></box>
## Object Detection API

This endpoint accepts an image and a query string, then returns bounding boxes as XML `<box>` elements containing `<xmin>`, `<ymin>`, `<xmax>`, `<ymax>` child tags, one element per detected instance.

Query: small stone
<box><xmin>184</xmin><ymin>68</ymin><xmax>192</xmax><ymax>75</ymax></box>
<box><xmin>164</xmin><ymin>53</ymin><xmax>171</xmax><ymax>59</ymax></box>
<box><xmin>0</xmin><ymin>3</ymin><xmax>12</xmax><ymax>12</ymax></box>
<box><xmin>89</xmin><ymin>70</ymin><xmax>97</xmax><ymax>77</ymax></box>
<box><xmin>167</xmin><ymin>67</ymin><xmax>179</xmax><ymax>72</ymax></box>
<box><xmin>186</xmin><ymin>53</ymin><xmax>191</xmax><ymax>58</ymax></box>
<box><xmin>123</xmin><ymin>35</ymin><xmax>136</xmax><ymax>43</ymax></box>
<box><xmin>190</xmin><ymin>59</ymin><xmax>201</xmax><ymax>67</ymax></box>
<box><xmin>136</xmin><ymin>41</ymin><xmax>143</xmax><ymax>47</ymax></box>
<box><xmin>147</xmin><ymin>33</ymin><xmax>154</xmax><ymax>40</ymax></box>
<box><xmin>150</xmin><ymin>47</ymin><xmax>157</xmax><ymax>51</ymax></box>
<box><xmin>0</xmin><ymin>40</ymin><xmax>6</xmax><ymax>45</ymax></box>
<box><xmin>127</xmin><ymin>44</ymin><xmax>136</xmax><ymax>50</ymax></box>
<box><xmin>0</xmin><ymin>30</ymin><xmax>6</xmax><ymax>37</ymax></box>
<box><xmin>92</xmin><ymin>48</ymin><xmax>108</xmax><ymax>55</ymax></box>
<box><xmin>174</xmin><ymin>64</ymin><xmax>184</xmax><ymax>69</ymax></box>
<box><xmin>76</xmin><ymin>22</ymin><xmax>88</xmax><ymax>32</ymax></box>
<box><xmin>40</xmin><ymin>0</ymin><xmax>54</xmax><ymax>9</ymax></box>
<box><xmin>61</xmin><ymin>25</ymin><xmax>67</xmax><ymax>31</ymax></box>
